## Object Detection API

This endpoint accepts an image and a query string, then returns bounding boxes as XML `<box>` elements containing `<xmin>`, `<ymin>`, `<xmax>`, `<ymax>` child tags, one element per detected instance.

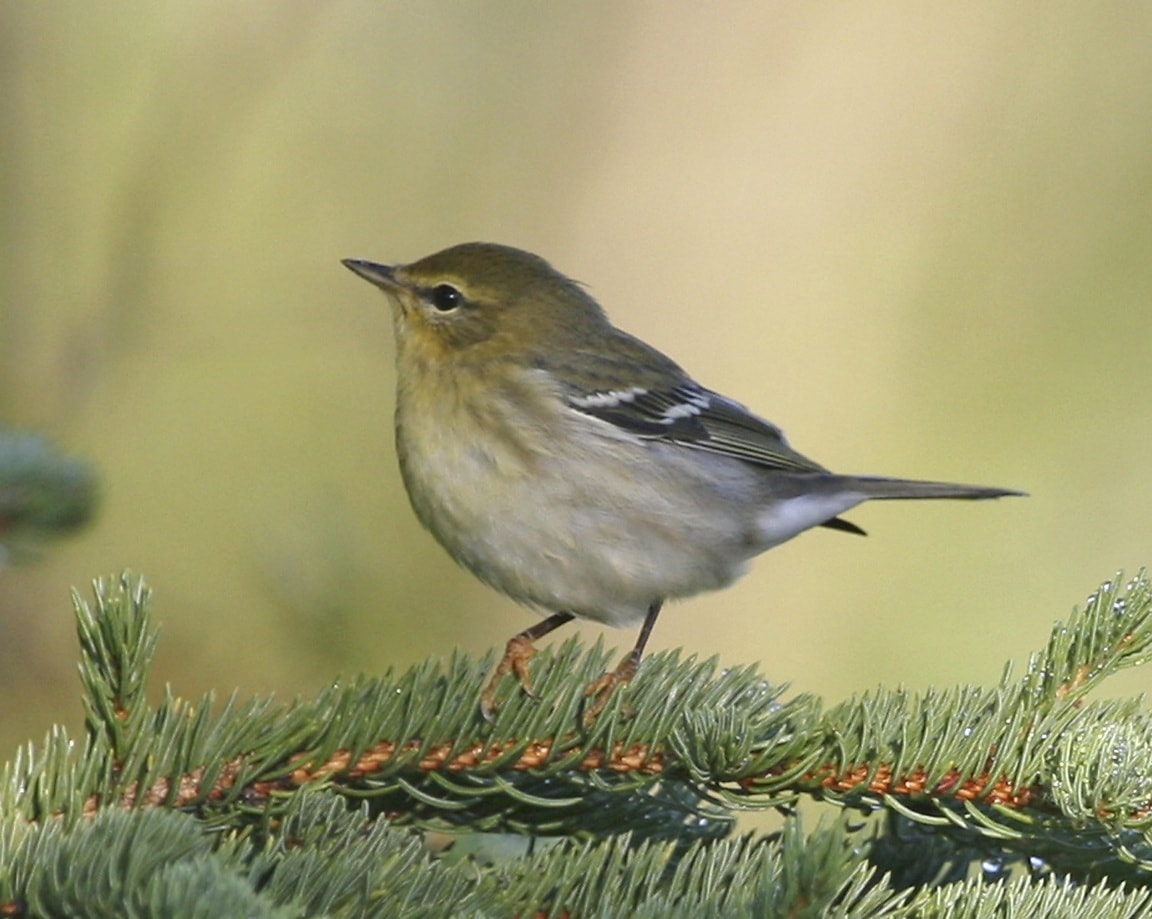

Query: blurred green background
<box><xmin>2</xmin><ymin>3</ymin><xmax>1150</xmax><ymax>754</ymax></box>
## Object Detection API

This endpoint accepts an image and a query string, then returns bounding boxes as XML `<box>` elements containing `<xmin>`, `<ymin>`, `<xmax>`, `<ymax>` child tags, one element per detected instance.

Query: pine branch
<box><xmin>3</xmin><ymin>570</ymin><xmax>1152</xmax><ymax>914</ymax></box>
<box><xmin>0</xmin><ymin>428</ymin><xmax>98</xmax><ymax>564</ymax></box>
<box><xmin>6</xmin><ymin>797</ymin><xmax>1152</xmax><ymax>917</ymax></box>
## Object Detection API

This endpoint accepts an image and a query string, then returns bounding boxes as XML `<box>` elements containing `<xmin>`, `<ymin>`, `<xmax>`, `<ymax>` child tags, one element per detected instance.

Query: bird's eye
<box><xmin>429</xmin><ymin>284</ymin><xmax>463</xmax><ymax>312</ymax></box>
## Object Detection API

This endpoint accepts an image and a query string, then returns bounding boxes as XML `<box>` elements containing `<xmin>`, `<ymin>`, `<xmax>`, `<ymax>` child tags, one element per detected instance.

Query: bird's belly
<box><xmin>397</xmin><ymin>429</ymin><xmax>758</xmax><ymax>628</ymax></box>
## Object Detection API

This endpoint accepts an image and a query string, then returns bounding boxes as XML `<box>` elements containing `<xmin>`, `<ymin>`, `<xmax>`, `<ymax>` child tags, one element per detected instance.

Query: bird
<box><xmin>342</xmin><ymin>242</ymin><xmax>1023</xmax><ymax>721</ymax></box>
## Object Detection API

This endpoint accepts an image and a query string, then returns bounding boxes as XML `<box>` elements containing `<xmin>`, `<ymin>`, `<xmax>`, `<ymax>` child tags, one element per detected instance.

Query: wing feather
<box><xmin>566</xmin><ymin>377</ymin><xmax>827</xmax><ymax>474</ymax></box>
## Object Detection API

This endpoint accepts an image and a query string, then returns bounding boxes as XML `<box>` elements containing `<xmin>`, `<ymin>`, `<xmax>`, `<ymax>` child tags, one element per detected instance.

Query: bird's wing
<box><xmin>564</xmin><ymin>375</ymin><xmax>828</xmax><ymax>474</ymax></box>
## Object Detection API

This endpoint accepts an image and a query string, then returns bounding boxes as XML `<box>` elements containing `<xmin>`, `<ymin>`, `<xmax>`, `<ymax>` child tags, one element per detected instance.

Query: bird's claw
<box><xmin>479</xmin><ymin>634</ymin><xmax>540</xmax><ymax>721</ymax></box>
<box><xmin>581</xmin><ymin>654</ymin><xmax>639</xmax><ymax>726</ymax></box>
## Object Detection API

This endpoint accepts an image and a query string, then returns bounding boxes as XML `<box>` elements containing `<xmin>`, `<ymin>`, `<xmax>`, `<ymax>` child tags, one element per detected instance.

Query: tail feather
<box><xmin>757</xmin><ymin>475</ymin><xmax>1021</xmax><ymax>548</ymax></box>
<box><xmin>840</xmin><ymin>476</ymin><xmax>1026</xmax><ymax>501</ymax></box>
<box><xmin>821</xmin><ymin>516</ymin><xmax>867</xmax><ymax>536</ymax></box>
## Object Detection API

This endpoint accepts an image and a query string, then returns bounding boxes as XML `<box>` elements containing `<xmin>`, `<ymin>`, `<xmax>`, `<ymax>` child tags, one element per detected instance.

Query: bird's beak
<box><xmin>341</xmin><ymin>258</ymin><xmax>400</xmax><ymax>290</ymax></box>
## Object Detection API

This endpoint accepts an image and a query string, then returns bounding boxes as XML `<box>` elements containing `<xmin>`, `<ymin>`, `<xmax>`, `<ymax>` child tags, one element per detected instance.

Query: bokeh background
<box><xmin>2</xmin><ymin>3</ymin><xmax>1150</xmax><ymax>754</ymax></box>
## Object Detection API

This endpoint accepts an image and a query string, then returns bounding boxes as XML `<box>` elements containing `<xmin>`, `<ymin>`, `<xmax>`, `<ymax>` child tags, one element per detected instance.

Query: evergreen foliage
<box><xmin>0</xmin><ymin>428</ymin><xmax>98</xmax><ymax>564</ymax></box>
<box><xmin>2</xmin><ymin>570</ymin><xmax>1152</xmax><ymax>916</ymax></box>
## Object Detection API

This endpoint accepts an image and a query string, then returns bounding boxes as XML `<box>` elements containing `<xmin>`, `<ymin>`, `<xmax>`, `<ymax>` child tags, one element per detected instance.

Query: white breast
<box><xmin>393</xmin><ymin>369</ymin><xmax>766</xmax><ymax>627</ymax></box>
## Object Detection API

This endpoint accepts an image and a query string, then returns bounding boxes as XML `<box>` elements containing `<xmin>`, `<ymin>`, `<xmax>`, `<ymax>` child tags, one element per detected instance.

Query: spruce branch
<box><xmin>4</xmin><ymin>570</ymin><xmax>1152</xmax><ymax>914</ymax></box>
<box><xmin>0</xmin><ymin>429</ymin><xmax>98</xmax><ymax>564</ymax></box>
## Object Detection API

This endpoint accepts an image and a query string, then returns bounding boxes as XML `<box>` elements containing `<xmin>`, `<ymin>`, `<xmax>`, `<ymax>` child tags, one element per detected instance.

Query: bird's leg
<box><xmin>480</xmin><ymin>610</ymin><xmax>576</xmax><ymax>721</ymax></box>
<box><xmin>582</xmin><ymin>600</ymin><xmax>663</xmax><ymax>725</ymax></box>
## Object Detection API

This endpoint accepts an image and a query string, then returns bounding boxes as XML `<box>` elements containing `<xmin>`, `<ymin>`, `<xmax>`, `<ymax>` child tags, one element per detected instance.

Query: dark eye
<box><xmin>429</xmin><ymin>284</ymin><xmax>463</xmax><ymax>311</ymax></box>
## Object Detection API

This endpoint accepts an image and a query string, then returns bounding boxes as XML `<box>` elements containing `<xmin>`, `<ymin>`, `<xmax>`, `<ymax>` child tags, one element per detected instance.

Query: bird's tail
<box><xmin>836</xmin><ymin>476</ymin><xmax>1025</xmax><ymax>501</ymax></box>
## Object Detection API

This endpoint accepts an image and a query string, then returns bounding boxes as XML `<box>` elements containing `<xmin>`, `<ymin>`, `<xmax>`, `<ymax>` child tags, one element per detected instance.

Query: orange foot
<box><xmin>480</xmin><ymin>635</ymin><xmax>541</xmax><ymax>722</ymax></box>
<box><xmin>581</xmin><ymin>653</ymin><xmax>640</xmax><ymax>726</ymax></box>
<box><xmin>479</xmin><ymin>611</ymin><xmax>577</xmax><ymax>721</ymax></box>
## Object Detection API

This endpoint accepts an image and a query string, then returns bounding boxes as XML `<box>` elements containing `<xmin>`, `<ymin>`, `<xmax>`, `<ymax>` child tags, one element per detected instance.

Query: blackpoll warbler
<box><xmin>343</xmin><ymin>243</ymin><xmax>1022</xmax><ymax>720</ymax></box>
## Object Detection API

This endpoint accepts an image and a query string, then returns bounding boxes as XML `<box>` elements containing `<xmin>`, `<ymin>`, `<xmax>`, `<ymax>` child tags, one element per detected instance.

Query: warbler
<box><xmin>342</xmin><ymin>243</ymin><xmax>1022</xmax><ymax>720</ymax></box>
